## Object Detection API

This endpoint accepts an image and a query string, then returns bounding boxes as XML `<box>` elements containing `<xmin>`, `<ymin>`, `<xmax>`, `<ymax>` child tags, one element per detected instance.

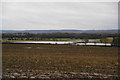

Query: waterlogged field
<box><xmin>2</xmin><ymin>44</ymin><xmax>118</xmax><ymax>79</ymax></box>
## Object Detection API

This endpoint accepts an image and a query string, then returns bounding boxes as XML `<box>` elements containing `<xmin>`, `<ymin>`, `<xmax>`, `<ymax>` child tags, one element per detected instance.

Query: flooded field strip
<box><xmin>7</xmin><ymin>41</ymin><xmax>112</xmax><ymax>46</ymax></box>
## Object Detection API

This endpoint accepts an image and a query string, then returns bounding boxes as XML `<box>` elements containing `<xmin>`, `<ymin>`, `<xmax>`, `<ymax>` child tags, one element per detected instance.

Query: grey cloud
<box><xmin>2</xmin><ymin>2</ymin><xmax>118</xmax><ymax>30</ymax></box>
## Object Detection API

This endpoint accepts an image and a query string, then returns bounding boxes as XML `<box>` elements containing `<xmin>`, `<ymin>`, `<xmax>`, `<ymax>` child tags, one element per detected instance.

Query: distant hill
<box><xmin>1</xmin><ymin>29</ymin><xmax>118</xmax><ymax>33</ymax></box>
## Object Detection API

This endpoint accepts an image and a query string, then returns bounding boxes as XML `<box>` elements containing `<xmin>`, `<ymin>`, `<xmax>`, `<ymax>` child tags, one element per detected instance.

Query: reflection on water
<box><xmin>76</xmin><ymin>43</ymin><xmax>111</xmax><ymax>46</ymax></box>
<box><xmin>11</xmin><ymin>41</ymin><xmax>111</xmax><ymax>46</ymax></box>
<box><xmin>12</xmin><ymin>41</ymin><xmax>73</xmax><ymax>44</ymax></box>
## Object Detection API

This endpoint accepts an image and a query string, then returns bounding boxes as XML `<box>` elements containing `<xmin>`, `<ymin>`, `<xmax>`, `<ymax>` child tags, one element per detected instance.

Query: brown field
<box><xmin>2</xmin><ymin>44</ymin><xmax>118</xmax><ymax>79</ymax></box>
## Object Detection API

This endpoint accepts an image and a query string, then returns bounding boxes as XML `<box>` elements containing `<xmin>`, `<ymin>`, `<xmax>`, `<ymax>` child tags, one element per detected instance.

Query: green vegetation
<box><xmin>2</xmin><ymin>33</ymin><xmax>117</xmax><ymax>44</ymax></box>
<box><xmin>2</xmin><ymin>37</ymin><xmax>114</xmax><ymax>44</ymax></box>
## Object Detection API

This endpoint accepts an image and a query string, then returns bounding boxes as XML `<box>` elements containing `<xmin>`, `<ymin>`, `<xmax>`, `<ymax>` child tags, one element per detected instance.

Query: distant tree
<box><xmin>83</xmin><ymin>39</ymin><xmax>89</xmax><ymax>45</ymax></box>
<box><xmin>112</xmin><ymin>37</ymin><xmax>119</xmax><ymax>46</ymax></box>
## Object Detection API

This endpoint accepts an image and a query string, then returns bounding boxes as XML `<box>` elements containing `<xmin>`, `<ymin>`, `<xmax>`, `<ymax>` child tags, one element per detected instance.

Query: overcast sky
<box><xmin>1</xmin><ymin>2</ymin><xmax>118</xmax><ymax>30</ymax></box>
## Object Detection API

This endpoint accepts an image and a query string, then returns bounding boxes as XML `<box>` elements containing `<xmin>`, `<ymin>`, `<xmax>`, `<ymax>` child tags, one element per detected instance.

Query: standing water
<box><xmin>11</xmin><ymin>41</ymin><xmax>112</xmax><ymax>46</ymax></box>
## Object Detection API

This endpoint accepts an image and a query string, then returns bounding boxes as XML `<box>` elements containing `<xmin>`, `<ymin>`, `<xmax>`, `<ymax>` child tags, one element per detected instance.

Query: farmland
<box><xmin>2</xmin><ymin>32</ymin><xmax>117</xmax><ymax>43</ymax></box>
<box><xmin>2</xmin><ymin>37</ymin><xmax>114</xmax><ymax>44</ymax></box>
<box><xmin>2</xmin><ymin>44</ymin><xmax>118</xmax><ymax>79</ymax></box>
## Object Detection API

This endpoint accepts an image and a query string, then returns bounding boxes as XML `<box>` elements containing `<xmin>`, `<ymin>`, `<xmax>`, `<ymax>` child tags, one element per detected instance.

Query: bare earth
<box><xmin>2</xmin><ymin>44</ymin><xmax>119</xmax><ymax>79</ymax></box>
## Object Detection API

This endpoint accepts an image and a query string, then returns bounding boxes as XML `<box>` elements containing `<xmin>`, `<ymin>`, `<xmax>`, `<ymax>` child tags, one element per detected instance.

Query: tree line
<box><xmin>2</xmin><ymin>33</ymin><xmax>118</xmax><ymax>39</ymax></box>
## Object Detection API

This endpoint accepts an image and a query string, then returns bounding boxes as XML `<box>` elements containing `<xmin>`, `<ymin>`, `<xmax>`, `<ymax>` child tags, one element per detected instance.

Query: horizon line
<box><xmin>1</xmin><ymin>29</ymin><xmax>119</xmax><ymax>31</ymax></box>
